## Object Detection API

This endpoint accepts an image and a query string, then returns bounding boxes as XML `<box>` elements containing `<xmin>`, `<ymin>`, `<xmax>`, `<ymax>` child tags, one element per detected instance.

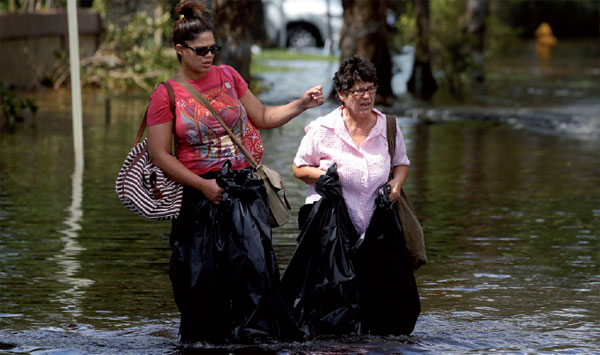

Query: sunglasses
<box><xmin>183</xmin><ymin>44</ymin><xmax>221</xmax><ymax>56</ymax></box>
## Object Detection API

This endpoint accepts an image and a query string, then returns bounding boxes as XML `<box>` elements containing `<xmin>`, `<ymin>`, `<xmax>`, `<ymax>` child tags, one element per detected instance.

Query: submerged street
<box><xmin>0</xmin><ymin>41</ymin><xmax>598</xmax><ymax>353</ymax></box>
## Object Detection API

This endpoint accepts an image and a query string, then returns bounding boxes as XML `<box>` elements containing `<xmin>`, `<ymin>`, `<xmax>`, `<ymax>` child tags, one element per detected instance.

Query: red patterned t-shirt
<box><xmin>147</xmin><ymin>65</ymin><xmax>263</xmax><ymax>175</ymax></box>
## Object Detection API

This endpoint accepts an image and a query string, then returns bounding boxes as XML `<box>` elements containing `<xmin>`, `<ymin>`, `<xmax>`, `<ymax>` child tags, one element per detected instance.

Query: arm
<box><xmin>147</xmin><ymin>121</ymin><xmax>225</xmax><ymax>204</ymax></box>
<box><xmin>388</xmin><ymin>164</ymin><xmax>409</xmax><ymax>202</ymax></box>
<box><xmin>240</xmin><ymin>85</ymin><xmax>324</xmax><ymax>129</ymax></box>
<box><xmin>292</xmin><ymin>162</ymin><xmax>326</xmax><ymax>185</ymax></box>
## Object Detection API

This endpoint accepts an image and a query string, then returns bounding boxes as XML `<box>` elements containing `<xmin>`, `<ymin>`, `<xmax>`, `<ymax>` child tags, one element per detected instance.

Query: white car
<box><xmin>262</xmin><ymin>0</ymin><xmax>343</xmax><ymax>48</ymax></box>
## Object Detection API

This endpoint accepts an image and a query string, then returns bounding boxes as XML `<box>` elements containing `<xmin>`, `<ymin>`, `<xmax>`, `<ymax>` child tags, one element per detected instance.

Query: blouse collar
<box><xmin>325</xmin><ymin>106</ymin><xmax>387</xmax><ymax>148</ymax></box>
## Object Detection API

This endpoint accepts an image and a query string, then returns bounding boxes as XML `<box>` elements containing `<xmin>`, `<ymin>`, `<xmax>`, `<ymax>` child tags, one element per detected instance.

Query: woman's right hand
<box><xmin>299</xmin><ymin>85</ymin><xmax>324</xmax><ymax>109</ymax></box>
<box><xmin>292</xmin><ymin>163</ymin><xmax>326</xmax><ymax>185</ymax></box>
<box><xmin>148</xmin><ymin>122</ymin><xmax>226</xmax><ymax>204</ymax></box>
<box><xmin>200</xmin><ymin>178</ymin><xmax>226</xmax><ymax>204</ymax></box>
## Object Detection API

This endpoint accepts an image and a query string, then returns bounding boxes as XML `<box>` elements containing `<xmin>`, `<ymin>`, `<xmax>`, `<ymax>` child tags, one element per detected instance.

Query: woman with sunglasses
<box><xmin>146</xmin><ymin>0</ymin><xmax>323</xmax><ymax>344</ymax></box>
<box><xmin>282</xmin><ymin>55</ymin><xmax>417</xmax><ymax>337</ymax></box>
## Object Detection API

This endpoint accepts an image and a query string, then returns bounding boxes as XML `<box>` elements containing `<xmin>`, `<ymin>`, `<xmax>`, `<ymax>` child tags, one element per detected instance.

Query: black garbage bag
<box><xmin>281</xmin><ymin>163</ymin><xmax>361</xmax><ymax>337</ymax></box>
<box><xmin>168</xmin><ymin>160</ymin><xmax>298</xmax><ymax>344</ymax></box>
<box><xmin>354</xmin><ymin>184</ymin><xmax>421</xmax><ymax>336</ymax></box>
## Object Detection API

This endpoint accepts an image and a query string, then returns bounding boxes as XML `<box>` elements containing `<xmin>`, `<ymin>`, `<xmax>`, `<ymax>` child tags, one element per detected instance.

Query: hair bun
<box><xmin>176</xmin><ymin>0</ymin><xmax>209</xmax><ymax>19</ymax></box>
<box><xmin>172</xmin><ymin>0</ymin><xmax>213</xmax><ymax>47</ymax></box>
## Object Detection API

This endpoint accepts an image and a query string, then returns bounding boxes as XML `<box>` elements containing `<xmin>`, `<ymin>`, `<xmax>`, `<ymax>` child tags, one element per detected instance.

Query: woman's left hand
<box><xmin>300</xmin><ymin>85</ymin><xmax>325</xmax><ymax>109</ymax></box>
<box><xmin>389</xmin><ymin>182</ymin><xmax>402</xmax><ymax>203</ymax></box>
<box><xmin>388</xmin><ymin>165</ymin><xmax>409</xmax><ymax>203</ymax></box>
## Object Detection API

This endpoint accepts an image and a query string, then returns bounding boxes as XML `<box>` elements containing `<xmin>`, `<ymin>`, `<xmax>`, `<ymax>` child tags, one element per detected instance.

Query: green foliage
<box><xmin>392</xmin><ymin>1</ymin><xmax>416</xmax><ymax>51</ymax></box>
<box><xmin>495</xmin><ymin>0</ymin><xmax>598</xmax><ymax>38</ymax></box>
<box><xmin>1</xmin><ymin>82</ymin><xmax>38</xmax><ymax>133</ymax></box>
<box><xmin>429</xmin><ymin>0</ymin><xmax>471</xmax><ymax>92</ymax></box>
<box><xmin>484</xmin><ymin>14</ymin><xmax>522</xmax><ymax>58</ymax></box>
<box><xmin>91</xmin><ymin>0</ymin><xmax>107</xmax><ymax>21</ymax></box>
<box><xmin>393</xmin><ymin>0</ymin><xmax>520</xmax><ymax>95</ymax></box>
<box><xmin>39</xmin><ymin>49</ymin><xmax>70</xmax><ymax>88</ymax></box>
<box><xmin>5</xmin><ymin>1</ymin><xmax>180</xmax><ymax>92</ymax></box>
<box><xmin>81</xmin><ymin>7</ymin><xmax>178</xmax><ymax>92</ymax></box>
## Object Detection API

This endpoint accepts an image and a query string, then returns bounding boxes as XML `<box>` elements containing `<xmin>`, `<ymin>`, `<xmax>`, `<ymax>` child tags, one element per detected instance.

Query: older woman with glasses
<box><xmin>146</xmin><ymin>0</ymin><xmax>324</xmax><ymax>344</ymax></box>
<box><xmin>282</xmin><ymin>55</ymin><xmax>413</xmax><ymax>337</ymax></box>
<box><xmin>293</xmin><ymin>54</ymin><xmax>409</xmax><ymax>236</ymax></box>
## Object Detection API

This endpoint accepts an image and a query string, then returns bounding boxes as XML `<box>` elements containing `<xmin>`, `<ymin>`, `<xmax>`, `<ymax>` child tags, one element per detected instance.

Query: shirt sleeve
<box><xmin>393</xmin><ymin>122</ymin><xmax>411</xmax><ymax>166</ymax></box>
<box><xmin>147</xmin><ymin>82</ymin><xmax>174</xmax><ymax>126</ymax></box>
<box><xmin>294</xmin><ymin>121</ymin><xmax>320</xmax><ymax>167</ymax></box>
<box><xmin>222</xmin><ymin>65</ymin><xmax>248</xmax><ymax>98</ymax></box>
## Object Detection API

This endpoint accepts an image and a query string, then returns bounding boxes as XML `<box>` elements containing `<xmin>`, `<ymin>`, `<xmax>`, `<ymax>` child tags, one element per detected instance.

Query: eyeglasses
<box><xmin>348</xmin><ymin>85</ymin><xmax>378</xmax><ymax>96</ymax></box>
<box><xmin>183</xmin><ymin>44</ymin><xmax>221</xmax><ymax>56</ymax></box>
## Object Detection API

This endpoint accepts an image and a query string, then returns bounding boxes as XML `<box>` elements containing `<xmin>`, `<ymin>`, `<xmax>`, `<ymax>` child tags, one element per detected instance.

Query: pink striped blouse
<box><xmin>294</xmin><ymin>106</ymin><xmax>410</xmax><ymax>236</ymax></box>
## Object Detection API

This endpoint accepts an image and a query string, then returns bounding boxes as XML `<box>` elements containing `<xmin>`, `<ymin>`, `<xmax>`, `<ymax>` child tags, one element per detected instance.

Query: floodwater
<box><xmin>1</xmin><ymin>41</ymin><xmax>599</xmax><ymax>354</ymax></box>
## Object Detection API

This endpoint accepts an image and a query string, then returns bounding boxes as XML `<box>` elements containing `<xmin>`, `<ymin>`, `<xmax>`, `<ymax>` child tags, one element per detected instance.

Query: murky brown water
<box><xmin>1</xmin><ymin>41</ymin><xmax>599</xmax><ymax>353</ymax></box>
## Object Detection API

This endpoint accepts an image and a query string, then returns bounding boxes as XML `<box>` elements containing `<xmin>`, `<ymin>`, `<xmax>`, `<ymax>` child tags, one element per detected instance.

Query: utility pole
<box><xmin>67</xmin><ymin>0</ymin><xmax>84</xmax><ymax>169</ymax></box>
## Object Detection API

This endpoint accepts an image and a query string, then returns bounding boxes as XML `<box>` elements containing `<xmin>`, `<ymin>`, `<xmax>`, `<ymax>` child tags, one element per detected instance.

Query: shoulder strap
<box><xmin>386</xmin><ymin>115</ymin><xmax>397</xmax><ymax>180</ymax></box>
<box><xmin>172</xmin><ymin>73</ymin><xmax>259</xmax><ymax>168</ymax></box>
<box><xmin>164</xmin><ymin>81</ymin><xmax>175</xmax><ymax>113</ymax></box>
<box><xmin>133</xmin><ymin>81</ymin><xmax>176</xmax><ymax>146</ymax></box>
<box><xmin>221</xmin><ymin>65</ymin><xmax>252</xmax><ymax>135</ymax></box>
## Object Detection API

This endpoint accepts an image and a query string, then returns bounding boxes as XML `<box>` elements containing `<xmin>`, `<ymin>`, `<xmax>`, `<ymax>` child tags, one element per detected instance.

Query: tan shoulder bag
<box><xmin>386</xmin><ymin>115</ymin><xmax>427</xmax><ymax>270</ymax></box>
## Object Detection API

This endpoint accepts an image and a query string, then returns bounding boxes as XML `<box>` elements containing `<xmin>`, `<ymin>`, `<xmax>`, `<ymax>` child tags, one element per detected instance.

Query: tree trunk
<box><xmin>407</xmin><ymin>0</ymin><xmax>437</xmax><ymax>99</ymax></box>
<box><xmin>466</xmin><ymin>0</ymin><xmax>486</xmax><ymax>82</ymax></box>
<box><xmin>154</xmin><ymin>4</ymin><xmax>163</xmax><ymax>47</ymax></box>
<box><xmin>213</xmin><ymin>0</ymin><xmax>258</xmax><ymax>82</ymax></box>
<box><xmin>338</xmin><ymin>0</ymin><xmax>394</xmax><ymax>105</ymax></box>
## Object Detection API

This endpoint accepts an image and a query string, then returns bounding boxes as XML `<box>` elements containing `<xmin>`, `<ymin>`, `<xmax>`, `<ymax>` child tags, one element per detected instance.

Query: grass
<box><xmin>250</xmin><ymin>48</ymin><xmax>339</xmax><ymax>74</ymax></box>
<box><xmin>249</xmin><ymin>47</ymin><xmax>339</xmax><ymax>92</ymax></box>
<box><xmin>252</xmin><ymin>48</ymin><xmax>339</xmax><ymax>62</ymax></box>
<box><xmin>250</xmin><ymin>63</ymin><xmax>295</xmax><ymax>74</ymax></box>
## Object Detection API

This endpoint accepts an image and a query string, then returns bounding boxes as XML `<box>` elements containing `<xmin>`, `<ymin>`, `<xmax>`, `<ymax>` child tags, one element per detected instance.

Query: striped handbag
<box><xmin>115</xmin><ymin>82</ymin><xmax>183</xmax><ymax>220</ymax></box>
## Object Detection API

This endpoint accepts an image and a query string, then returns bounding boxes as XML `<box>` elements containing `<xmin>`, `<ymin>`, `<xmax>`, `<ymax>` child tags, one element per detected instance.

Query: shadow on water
<box><xmin>0</xmin><ymin>40</ymin><xmax>599</xmax><ymax>353</ymax></box>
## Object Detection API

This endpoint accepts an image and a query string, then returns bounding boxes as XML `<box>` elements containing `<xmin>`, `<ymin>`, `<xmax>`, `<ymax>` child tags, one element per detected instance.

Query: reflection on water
<box><xmin>51</xmin><ymin>165</ymin><xmax>94</xmax><ymax>318</ymax></box>
<box><xmin>1</xmin><ymin>41</ymin><xmax>599</xmax><ymax>353</ymax></box>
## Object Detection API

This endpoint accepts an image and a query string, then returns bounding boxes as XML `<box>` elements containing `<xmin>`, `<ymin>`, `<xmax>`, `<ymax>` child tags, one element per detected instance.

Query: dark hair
<box><xmin>333</xmin><ymin>55</ymin><xmax>377</xmax><ymax>94</ymax></box>
<box><xmin>172</xmin><ymin>0</ymin><xmax>213</xmax><ymax>62</ymax></box>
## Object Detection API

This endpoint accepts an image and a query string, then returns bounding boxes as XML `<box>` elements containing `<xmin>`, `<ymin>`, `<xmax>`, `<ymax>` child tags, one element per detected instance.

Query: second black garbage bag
<box><xmin>169</xmin><ymin>160</ymin><xmax>298</xmax><ymax>344</ymax></box>
<box><xmin>354</xmin><ymin>184</ymin><xmax>421</xmax><ymax>336</ymax></box>
<box><xmin>281</xmin><ymin>163</ymin><xmax>362</xmax><ymax>337</ymax></box>
<box><xmin>282</xmin><ymin>164</ymin><xmax>421</xmax><ymax>338</ymax></box>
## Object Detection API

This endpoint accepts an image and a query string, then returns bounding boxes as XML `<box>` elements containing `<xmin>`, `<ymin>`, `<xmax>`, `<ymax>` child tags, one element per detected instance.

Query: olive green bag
<box><xmin>386</xmin><ymin>115</ymin><xmax>427</xmax><ymax>270</ymax></box>
<box><xmin>174</xmin><ymin>74</ymin><xmax>291</xmax><ymax>227</ymax></box>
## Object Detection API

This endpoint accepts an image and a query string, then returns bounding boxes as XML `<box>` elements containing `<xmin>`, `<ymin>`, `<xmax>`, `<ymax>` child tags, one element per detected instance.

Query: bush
<box><xmin>81</xmin><ymin>4</ymin><xmax>178</xmax><ymax>92</ymax></box>
<box><xmin>1</xmin><ymin>82</ymin><xmax>37</xmax><ymax>133</ymax></box>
